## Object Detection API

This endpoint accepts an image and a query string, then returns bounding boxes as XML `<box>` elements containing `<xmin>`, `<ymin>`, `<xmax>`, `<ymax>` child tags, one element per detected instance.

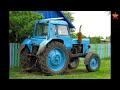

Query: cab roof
<box><xmin>36</xmin><ymin>11</ymin><xmax>75</xmax><ymax>28</ymax></box>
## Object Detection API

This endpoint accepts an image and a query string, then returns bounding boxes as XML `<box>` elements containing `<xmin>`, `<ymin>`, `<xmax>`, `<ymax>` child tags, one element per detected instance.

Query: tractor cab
<box><xmin>33</xmin><ymin>17</ymin><xmax>70</xmax><ymax>39</ymax></box>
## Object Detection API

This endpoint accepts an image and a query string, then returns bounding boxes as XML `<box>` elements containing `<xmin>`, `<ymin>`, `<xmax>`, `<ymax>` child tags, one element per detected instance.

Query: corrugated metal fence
<box><xmin>9</xmin><ymin>43</ymin><xmax>111</xmax><ymax>67</ymax></box>
<box><xmin>9</xmin><ymin>43</ymin><xmax>20</xmax><ymax>67</ymax></box>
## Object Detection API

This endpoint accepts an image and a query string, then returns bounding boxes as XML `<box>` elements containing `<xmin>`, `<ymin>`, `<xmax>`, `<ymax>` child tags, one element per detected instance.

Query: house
<box><xmin>101</xmin><ymin>39</ymin><xmax>110</xmax><ymax>43</ymax></box>
<box><xmin>35</xmin><ymin>11</ymin><xmax>75</xmax><ymax>29</ymax></box>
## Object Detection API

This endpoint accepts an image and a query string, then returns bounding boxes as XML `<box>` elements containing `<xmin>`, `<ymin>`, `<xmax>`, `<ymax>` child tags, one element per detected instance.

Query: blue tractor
<box><xmin>18</xmin><ymin>17</ymin><xmax>101</xmax><ymax>75</ymax></box>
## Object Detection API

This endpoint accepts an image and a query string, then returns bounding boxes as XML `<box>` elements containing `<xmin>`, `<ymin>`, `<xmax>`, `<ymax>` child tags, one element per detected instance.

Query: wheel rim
<box><xmin>90</xmin><ymin>57</ymin><xmax>98</xmax><ymax>70</ymax></box>
<box><xmin>48</xmin><ymin>48</ymin><xmax>66</xmax><ymax>72</ymax></box>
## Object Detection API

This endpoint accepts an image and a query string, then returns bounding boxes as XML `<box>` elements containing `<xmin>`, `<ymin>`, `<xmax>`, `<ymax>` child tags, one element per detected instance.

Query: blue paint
<box><xmin>100</xmin><ymin>44</ymin><xmax>102</xmax><ymax>59</ymax></box>
<box><xmin>82</xmin><ymin>39</ymin><xmax>90</xmax><ymax>54</ymax></box>
<box><xmin>92</xmin><ymin>44</ymin><xmax>94</xmax><ymax>52</ymax></box>
<box><xmin>21</xmin><ymin>38</ymin><xmax>32</xmax><ymax>53</ymax></box>
<box><xmin>49</xmin><ymin>20</ymin><xmax>68</xmax><ymax>25</ymax></box>
<box><xmin>36</xmin><ymin>11</ymin><xmax>75</xmax><ymax>28</ymax></box>
<box><xmin>21</xmin><ymin>38</ymin><xmax>31</xmax><ymax>45</ymax></box>
<box><xmin>106</xmin><ymin>44</ymin><xmax>108</xmax><ymax>58</ymax></box>
<box><xmin>59</xmin><ymin>36</ymin><xmax>72</xmax><ymax>52</ymax></box>
<box><xmin>40</xmin><ymin>38</ymin><xmax>52</xmax><ymax>46</ymax></box>
<box><xmin>30</xmin><ymin>37</ymin><xmax>46</xmax><ymax>46</ymax></box>
<box><xmin>21</xmin><ymin>37</ymin><xmax>46</xmax><ymax>53</ymax></box>
<box><xmin>48</xmin><ymin>48</ymin><xmax>66</xmax><ymax>72</ymax></box>
<box><xmin>102</xmin><ymin>44</ymin><xmax>104</xmax><ymax>58</ymax></box>
<box><xmin>109</xmin><ymin>43</ymin><xmax>111</xmax><ymax>58</ymax></box>
<box><xmin>72</xmin><ymin>39</ymin><xmax>79</xmax><ymax>44</ymax></box>
<box><xmin>90</xmin><ymin>58</ymin><xmax>98</xmax><ymax>70</ymax></box>
<box><xmin>97</xmin><ymin>44</ymin><xmax>99</xmax><ymax>55</ymax></box>
<box><xmin>34</xmin><ymin>19</ymin><xmax>73</xmax><ymax>52</ymax></box>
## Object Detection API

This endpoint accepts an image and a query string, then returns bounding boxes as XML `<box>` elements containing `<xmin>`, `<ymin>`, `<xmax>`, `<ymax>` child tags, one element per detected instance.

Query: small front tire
<box><xmin>85</xmin><ymin>53</ymin><xmax>100</xmax><ymax>72</ymax></box>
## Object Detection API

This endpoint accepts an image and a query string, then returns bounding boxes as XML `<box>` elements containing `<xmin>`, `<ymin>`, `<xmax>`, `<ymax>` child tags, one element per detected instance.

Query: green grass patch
<box><xmin>9</xmin><ymin>59</ymin><xmax>111</xmax><ymax>79</ymax></box>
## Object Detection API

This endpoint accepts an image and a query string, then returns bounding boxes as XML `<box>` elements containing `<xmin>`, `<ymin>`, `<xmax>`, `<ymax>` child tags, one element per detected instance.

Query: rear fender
<box><xmin>17</xmin><ymin>44</ymin><xmax>32</xmax><ymax>53</ymax></box>
<box><xmin>36</xmin><ymin>38</ymin><xmax>64</xmax><ymax>55</ymax></box>
<box><xmin>19</xmin><ymin>38</ymin><xmax>32</xmax><ymax>53</ymax></box>
<box><xmin>36</xmin><ymin>39</ymin><xmax>52</xmax><ymax>56</ymax></box>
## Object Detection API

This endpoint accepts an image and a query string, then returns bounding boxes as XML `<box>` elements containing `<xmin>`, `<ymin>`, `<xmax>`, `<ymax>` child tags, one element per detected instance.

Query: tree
<box><xmin>106</xmin><ymin>36</ymin><xmax>110</xmax><ymax>39</ymax></box>
<box><xmin>63</xmin><ymin>11</ymin><xmax>79</xmax><ymax>38</ymax></box>
<box><xmin>90</xmin><ymin>36</ymin><xmax>102</xmax><ymax>44</ymax></box>
<box><xmin>63</xmin><ymin>11</ymin><xmax>87</xmax><ymax>39</ymax></box>
<box><xmin>70</xmin><ymin>32</ymin><xmax>87</xmax><ymax>38</ymax></box>
<box><xmin>9</xmin><ymin>11</ymin><xmax>44</xmax><ymax>43</ymax></box>
<box><xmin>63</xmin><ymin>11</ymin><xmax>74</xmax><ymax>22</ymax></box>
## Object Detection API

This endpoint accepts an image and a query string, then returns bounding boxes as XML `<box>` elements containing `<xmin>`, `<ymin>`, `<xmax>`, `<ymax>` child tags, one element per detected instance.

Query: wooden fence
<box><xmin>9</xmin><ymin>43</ymin><xmax>111</xmax><ymax>67</ymax></box>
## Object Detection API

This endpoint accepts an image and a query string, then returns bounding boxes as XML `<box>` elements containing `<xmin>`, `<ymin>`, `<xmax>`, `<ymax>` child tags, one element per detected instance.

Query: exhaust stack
<box><xmin>78</xmin><ymin>25</ymin><xmax>82</xmax><ymax>42</ymax></box>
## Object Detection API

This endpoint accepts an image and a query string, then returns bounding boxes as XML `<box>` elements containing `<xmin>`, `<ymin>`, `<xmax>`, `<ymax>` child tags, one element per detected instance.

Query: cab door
<box><xmin>57</xmin><ymin>25</ymin><xmax>73</xmax><ymax>52</ymax></box>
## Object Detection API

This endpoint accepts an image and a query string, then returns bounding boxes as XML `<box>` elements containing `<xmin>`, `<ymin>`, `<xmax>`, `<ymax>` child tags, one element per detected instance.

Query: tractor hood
<box><xmin>21</xmin><ymin>36</ymin><xmax>47</xmax><ymax>46</ymax></box>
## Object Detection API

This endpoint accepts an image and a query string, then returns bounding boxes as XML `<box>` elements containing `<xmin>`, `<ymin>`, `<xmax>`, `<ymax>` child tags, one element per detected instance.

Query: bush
<box><xmin>9</xmin><ymin>11</ymin><xmax>44</xmax><ymax>43</ymax></box>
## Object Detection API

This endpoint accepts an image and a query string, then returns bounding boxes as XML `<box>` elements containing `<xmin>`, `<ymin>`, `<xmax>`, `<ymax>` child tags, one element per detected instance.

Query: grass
<box><xmin>9</xmin><ymin>59</ymin><xmax>111</xmax><ymax>79</ymax></box>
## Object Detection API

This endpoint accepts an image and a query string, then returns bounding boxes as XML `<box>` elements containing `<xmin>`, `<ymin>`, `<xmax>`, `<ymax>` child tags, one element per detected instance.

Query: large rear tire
<box><xmin>20</xmin><ymin>47</ymin><xmax>31</xmax><ymax>68</ymax></box>
<box><xmin>20</xmin><ymin>47</ymin><xmax>38</xmax><ymax>71</ymax></box>
<box><xmin>38</xmin><ymin>41</ymin><xmax>69</xmax><ymax>75</ymax></box>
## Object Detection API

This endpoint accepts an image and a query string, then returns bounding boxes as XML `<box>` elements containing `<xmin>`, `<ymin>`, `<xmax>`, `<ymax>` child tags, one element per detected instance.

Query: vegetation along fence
<box><xmin>9</xmin><ymin>43</ymin><xmax>111</xmax><ymax>67</ymax></box>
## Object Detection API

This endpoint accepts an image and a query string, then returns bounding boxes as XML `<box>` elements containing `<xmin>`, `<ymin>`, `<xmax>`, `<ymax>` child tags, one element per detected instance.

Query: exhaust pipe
<box><xmin>78</xmin><ymin>25</ymin><xmax>82</xmax><ymax>43</ymax></box>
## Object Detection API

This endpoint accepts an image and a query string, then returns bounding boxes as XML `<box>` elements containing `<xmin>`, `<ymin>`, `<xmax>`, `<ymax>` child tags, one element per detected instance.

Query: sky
<box><xmin>69</xmin><ymin>11</ymin><xmax>111</xmax><ymax>39</ymax></box>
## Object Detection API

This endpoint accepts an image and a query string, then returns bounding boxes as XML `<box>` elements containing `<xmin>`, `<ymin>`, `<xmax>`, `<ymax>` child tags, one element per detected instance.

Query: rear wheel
<box><xmin>68</xmin><ymin>58</ymin><xmax>80</xmax><ymax>69</ymax></box>
<box><xmin>20</xmin><ymin>47</ymin><xmax>37</xmax><ymax>71</ymax></box>
<box><xmin>20</xmin><ymin>47</ymin><xmax>30</xmax><ymax>68</ymax></box>
<box><xmin>38</xmin><ymin>41</ymin><xmax>69</xmax><ymax>75</ymax></box>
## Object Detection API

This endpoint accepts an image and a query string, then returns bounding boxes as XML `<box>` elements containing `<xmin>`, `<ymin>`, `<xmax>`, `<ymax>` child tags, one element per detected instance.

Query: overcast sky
<box><xmin>69</xmin><ymin>11</ymin><xmax>111</xmax><ymax>39</ymax></box>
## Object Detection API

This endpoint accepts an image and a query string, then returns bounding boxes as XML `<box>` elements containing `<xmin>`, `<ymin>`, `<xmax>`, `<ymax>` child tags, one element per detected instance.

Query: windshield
<box><xmin>35</xmin><ymin>23</ymin><xmax>48</xmax><ymax>36</ymax></box>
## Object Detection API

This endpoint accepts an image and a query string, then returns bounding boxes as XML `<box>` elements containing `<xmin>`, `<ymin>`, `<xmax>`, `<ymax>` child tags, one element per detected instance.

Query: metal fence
<box><xmin>9</xmin><ymin>43</ymin><xmax>111</xmax><ymax>67</ymax></box>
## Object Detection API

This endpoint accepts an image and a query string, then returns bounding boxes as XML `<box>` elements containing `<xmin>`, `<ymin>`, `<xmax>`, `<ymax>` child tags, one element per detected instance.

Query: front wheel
<box><xmin>85</xmin><ymin>53</ymin><xmax>100</xmax><ymax>72</ymax></box>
